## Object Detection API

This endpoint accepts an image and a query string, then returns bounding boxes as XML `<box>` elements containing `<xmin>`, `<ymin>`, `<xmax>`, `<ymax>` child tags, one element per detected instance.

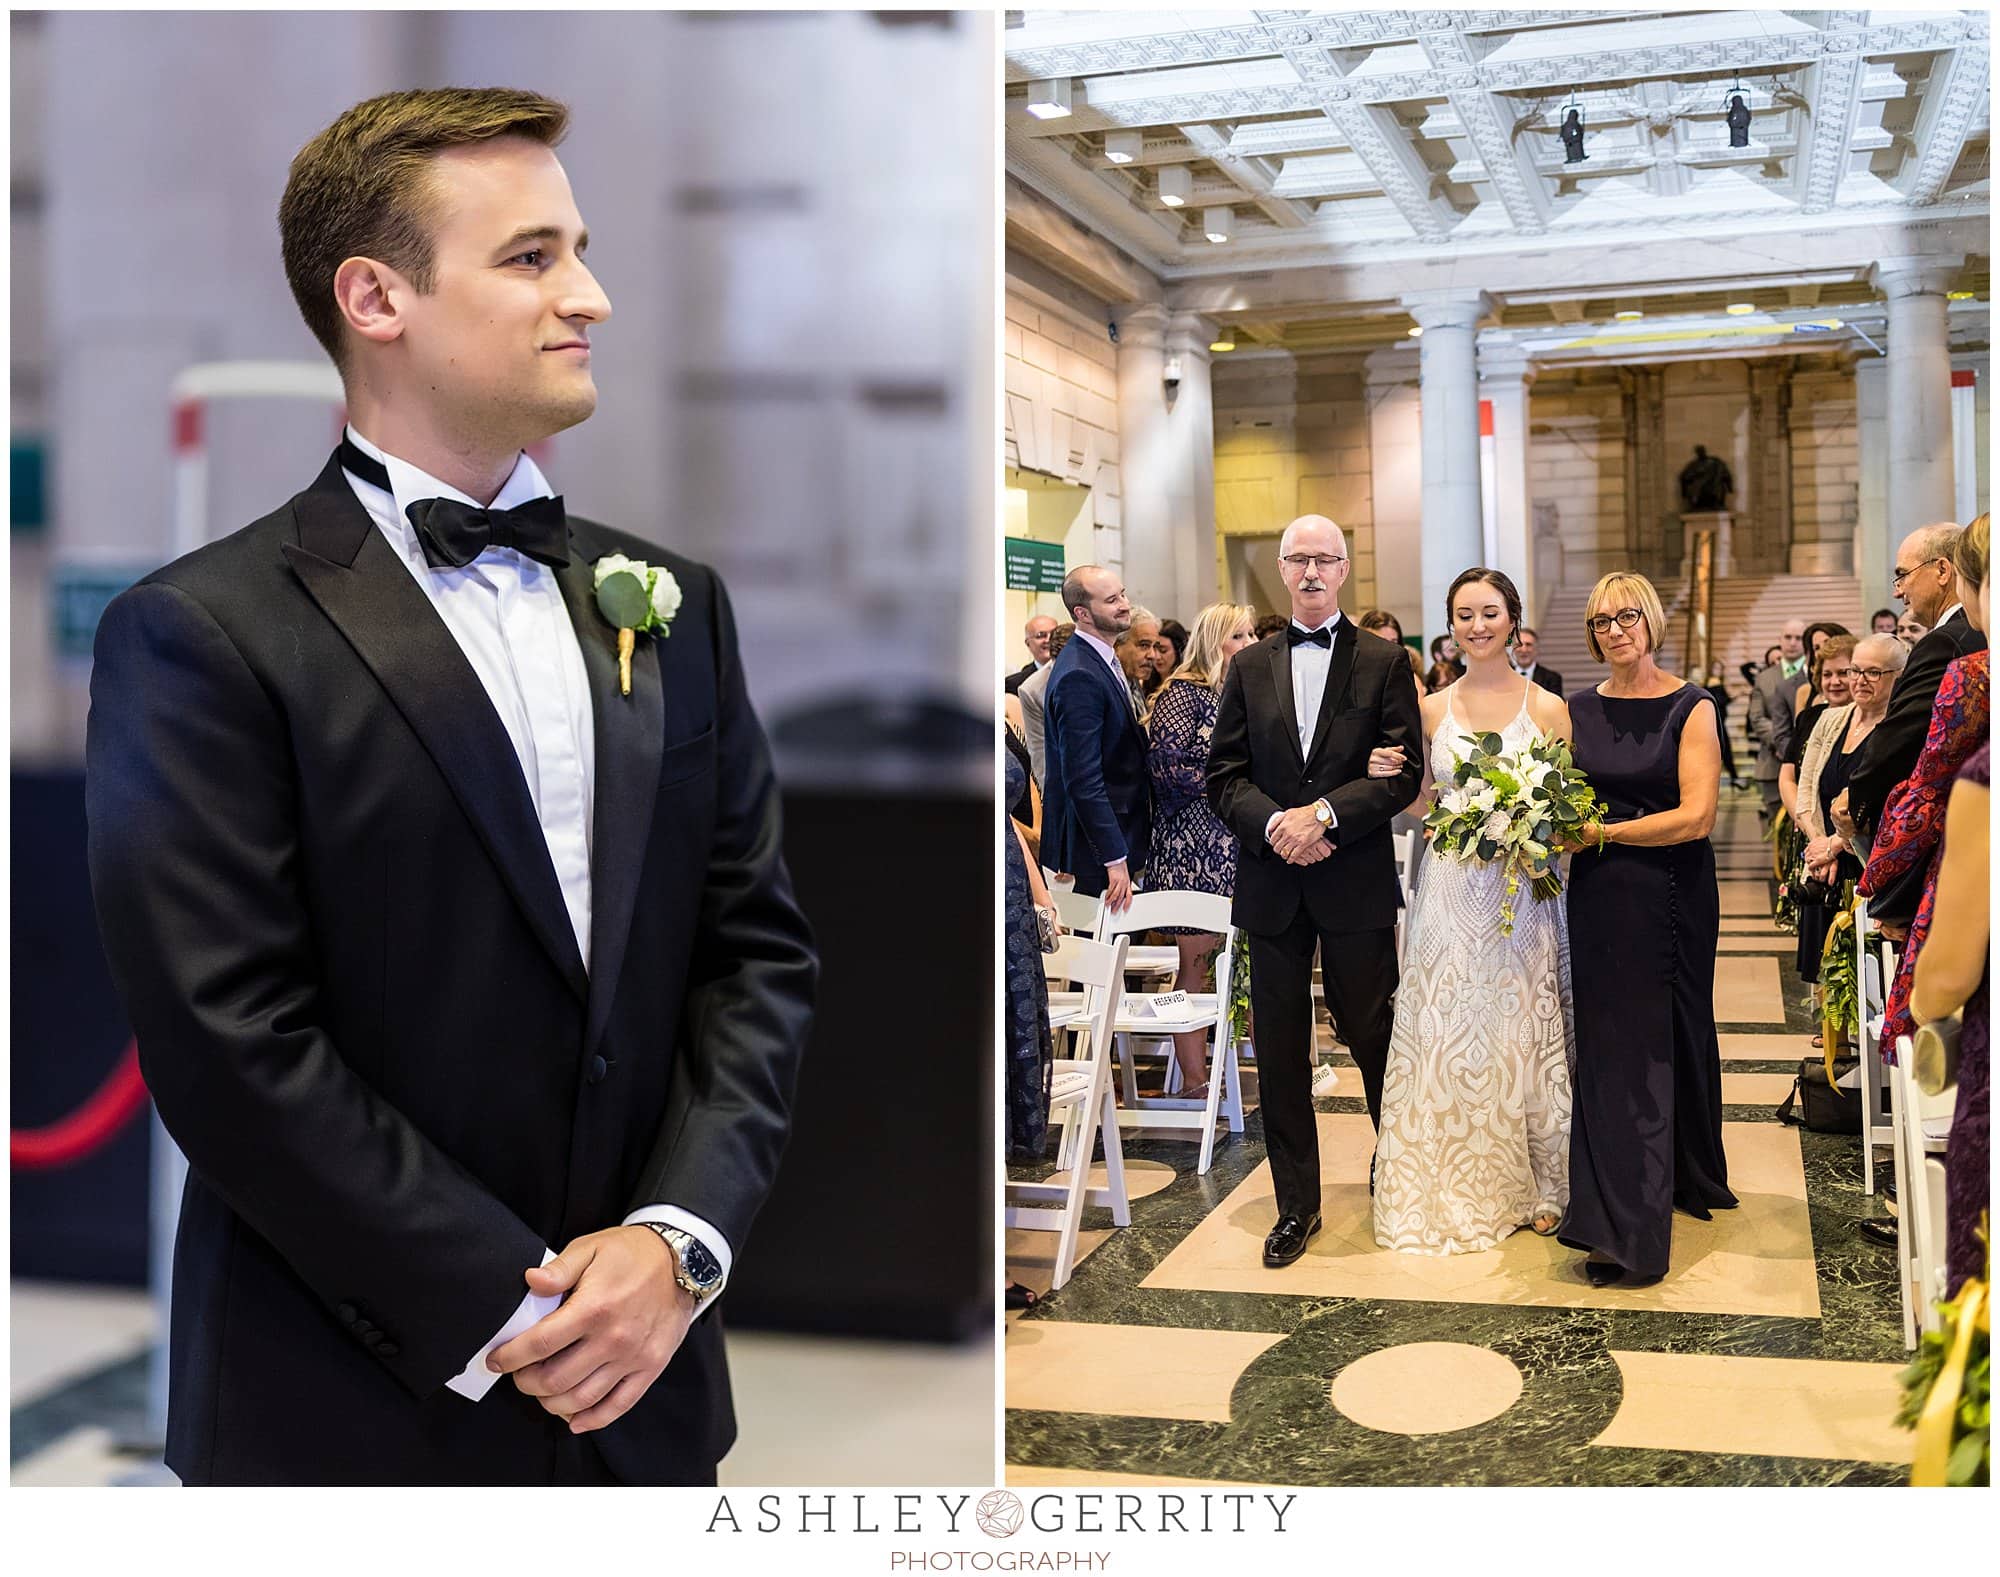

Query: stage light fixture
<box><xmin>1159</xmin><ymin>166</ymin><xmax>1192</xmax><ymax>208</ymax></box>
<box><xmin>1026</xmin><ymin>79</ymin><xmax>1073</xmax><ymax>120</ymax></box>
<box><xmin>1105</xmin><ymin>130</ymin><xmax>1142</xmax><ymax>165</ymax></box>
<box><xmin>1203</xmin><ymin>207</ymin><xmax>1233</xmax><ymax>244</ymax></box>
<box><xmin>1615</xmin><ymin>310</ymin><xmax>1643</xmax><ymax>321</ymax></box>
<box><xmin>1726</xmin><ymin>303</ymin><xmax>1756</xmax><ymax>315</ymax></box>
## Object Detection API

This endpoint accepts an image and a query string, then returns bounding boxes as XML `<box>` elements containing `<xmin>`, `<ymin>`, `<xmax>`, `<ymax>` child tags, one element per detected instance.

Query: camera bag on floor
<box><xmin>1777</xmin><ymin>1056</ymin><xmax>1862</xmax><ymax>1134</ymax></box>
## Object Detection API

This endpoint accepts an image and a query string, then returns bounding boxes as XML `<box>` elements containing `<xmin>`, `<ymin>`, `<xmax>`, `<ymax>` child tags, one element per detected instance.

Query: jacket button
<box><xmin>588</xmin><ymin>1055</ymin><xmax>608</xmax><ymax>1084</ymax></box>
<box><xmin>337</xmin><ymin>1303</ymin><xmax>357</xmax><ymax>1324</ymax></box>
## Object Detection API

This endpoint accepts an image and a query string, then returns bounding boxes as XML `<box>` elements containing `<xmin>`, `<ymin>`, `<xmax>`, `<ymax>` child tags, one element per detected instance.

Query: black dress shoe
<box><xmin>1858</xmin><ymin>1218</ymin><xmax>1899</xmax><ymax>1247</ymax></box>
<box><xmin>1263</xmin><ymin>1213</ymin><xmax>1323</xmax><ymax>1268</ymax></box>
<box><xmin>1584</xmin><ymin>1259</ymin><xmax>1627</xmax><ymax>1287</ymax></box>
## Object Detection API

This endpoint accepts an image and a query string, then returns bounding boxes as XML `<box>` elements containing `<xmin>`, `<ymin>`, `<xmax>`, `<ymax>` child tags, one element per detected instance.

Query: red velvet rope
<box><xmin>11</xmin><ymin>1040</ymin><xmax>149</xmax><ymax>1170</ymax></box>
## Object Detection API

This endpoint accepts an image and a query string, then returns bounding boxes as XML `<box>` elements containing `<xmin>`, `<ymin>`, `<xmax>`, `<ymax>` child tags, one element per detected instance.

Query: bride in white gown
<box><xmin>1368</xmin><ymin>568</ymin><xmax>1576</xmax><ymax>1255</ymax></box>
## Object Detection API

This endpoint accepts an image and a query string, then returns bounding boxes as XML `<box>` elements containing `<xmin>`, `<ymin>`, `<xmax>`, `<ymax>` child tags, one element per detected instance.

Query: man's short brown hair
<box><xmin>279</xmin><ymin>88</ymin><xmax>570</xmax><ymax>370</ymax></box>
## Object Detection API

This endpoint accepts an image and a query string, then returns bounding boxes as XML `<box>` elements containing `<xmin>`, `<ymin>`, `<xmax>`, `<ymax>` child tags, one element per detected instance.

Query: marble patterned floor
<box><xmin>1006</xmin><ymin>794</ymin><xmax>1914</xmax><ymax>1487</ymax></box>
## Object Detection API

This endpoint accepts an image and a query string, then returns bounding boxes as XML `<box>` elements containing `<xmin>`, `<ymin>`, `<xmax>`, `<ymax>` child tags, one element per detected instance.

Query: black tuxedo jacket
<box><xmin>1004</xmin><ymin>661</ymin><xmax>1038</xmax><ymax>694</ymax></box>
<box><xmin>1847</xmin><ymin>608</ymin><xmax>1987</xmax><ymax>832</ymax></box>
<box><xmin>84</xmin><ymin>453</ymin><xmax>817</xmax><ymax>1485</ymax></box>
<box><xmin>1528</xmin><ymin>663</ymin><xmax>1563</xmax><ymax>696</ymax></box>
<box><xmin>1041</xmin><ymin>635</ymin><xmax>1150</xmax><ymax>897</ymax></box>
<box><xmin>1206</xmin><ymin>623</ymin><xmax>1424</xmax><ymax>936</ymax></box>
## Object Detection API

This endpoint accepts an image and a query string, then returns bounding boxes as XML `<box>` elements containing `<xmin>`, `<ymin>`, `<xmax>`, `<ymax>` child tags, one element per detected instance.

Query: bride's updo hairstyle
<box><xmin>1445</xmin><ymin>566</ymin><xmax>1524</xmax><ymax>649</ymax></box>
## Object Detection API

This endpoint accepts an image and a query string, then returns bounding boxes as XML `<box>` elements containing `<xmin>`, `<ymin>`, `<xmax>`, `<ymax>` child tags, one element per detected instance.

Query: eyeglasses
<box><xmin>1281</xmin><ymin>553</ymin><xmax>1347</xmax><ymax>571</ymax></box>
<box><xmin>1586</xmin><ymin>608</ymin><xmax>1644</xmax><ymax>634</ymax></box>
<box><xmin>1891</xmin><ymin>557</ymin><xmax>1944</xmax><ymax>587</ymax></box>
<box><xmin>1849</xmin><ymin>667</ymin><xmax>1897</xmax><ymax>683</ymax></box>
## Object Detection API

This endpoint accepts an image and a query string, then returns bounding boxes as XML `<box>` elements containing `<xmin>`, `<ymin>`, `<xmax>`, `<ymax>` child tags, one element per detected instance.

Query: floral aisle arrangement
<box><xmin>1813</xmin><ymin>896</ymin><xmax>1861</xmax><ymax>1062</ymax></box>
<box><xmin>1424</xmin><ymin>731</ymin><xmax>1606</xmax><ymax>935</ymax></box>
<box><xmin>1898</xmin><ymin>1225</ymin><xmax>1990</xmax><ymax>1486</ymax></box>
<box><xmin>1771</xmin><ymin>810</ymin><xmax>1802</xmax><ymax>935</ymax></box>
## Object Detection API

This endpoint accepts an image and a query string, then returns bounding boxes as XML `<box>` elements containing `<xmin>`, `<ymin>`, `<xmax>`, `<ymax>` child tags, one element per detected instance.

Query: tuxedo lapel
<box><xmin>281</xmin><ymin>455</ymin><xmax>588</xmax><ymax>1004</ymax></box>
<box><xmin>554</xmin><ymin>523</ymin><xmax>665</xmax><ymax>1057</ymax></box>
<box><xmin>1305</xmin><ymin>623</ymin><xmax>1358</xmax><ymax>766</ymax></box>
<box><xmin>1271</xmin><ymin>637</ymin><xmax>1304</xmax><ymax>766</ymax></box>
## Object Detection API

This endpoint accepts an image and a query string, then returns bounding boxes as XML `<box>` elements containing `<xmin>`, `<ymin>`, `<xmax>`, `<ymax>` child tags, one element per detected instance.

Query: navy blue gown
<box><xmin>1560</xmin><ymin>684</ymin><xmax>1737</xmax><ymax>1279</ymax></box>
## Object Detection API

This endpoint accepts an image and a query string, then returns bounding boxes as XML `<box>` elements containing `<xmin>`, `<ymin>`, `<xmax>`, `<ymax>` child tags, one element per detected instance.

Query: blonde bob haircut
<box><xmin>1582</xmin><ymin>571</ymin><xmax>1668</xmax><ymax>663</ymax></box>
<box><xmin>1170</xmin><ymin>601</ymin><xmax>1258</xmax><ymax>692</ymax></box>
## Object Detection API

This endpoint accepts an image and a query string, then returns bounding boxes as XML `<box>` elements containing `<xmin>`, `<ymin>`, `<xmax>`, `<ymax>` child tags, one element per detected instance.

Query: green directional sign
<box><xmin>1005</xmin><ymin>536</ymin><xmax>1065</xmax><ymax>593</ymax></box>
<box><xmin>53</xmin><ymin>562</ymin><xmax>148</xmax><ymax>660</ymax></box>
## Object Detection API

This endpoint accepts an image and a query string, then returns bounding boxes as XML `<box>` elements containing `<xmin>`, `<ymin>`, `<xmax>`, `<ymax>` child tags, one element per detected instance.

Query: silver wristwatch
<box><xmin>638</xmin><ymin>1222</ymin><xmax>725</xmax><ymax>1307</ymax></box>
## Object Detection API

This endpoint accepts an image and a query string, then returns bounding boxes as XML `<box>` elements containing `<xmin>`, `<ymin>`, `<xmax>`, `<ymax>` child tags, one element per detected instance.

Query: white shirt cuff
<box><xmin>1265</xmin><ymin>811</ymin><xmax>1284</xmax><ymax>845</ymax></box>
<box><xmin>623</xmin><ymin>1204</ymin><xmax>734</xmax><ymax>1322</ymax></box>
<box><xmin>447</xmin><ymin>1247</ymin><xmax>558</xmax><ymax>1402</ymax></box>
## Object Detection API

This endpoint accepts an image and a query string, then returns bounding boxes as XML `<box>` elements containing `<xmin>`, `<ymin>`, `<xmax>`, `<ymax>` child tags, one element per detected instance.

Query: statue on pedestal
<box><xmin>1560</xmin><ymin>107</ymin><xmax>1587</xmax><ymax>163</ymax></box>
<box><xmin>1678</xmin><ymin>445</ymin><xmax>1733</xmax><ymax>513</ymax></box>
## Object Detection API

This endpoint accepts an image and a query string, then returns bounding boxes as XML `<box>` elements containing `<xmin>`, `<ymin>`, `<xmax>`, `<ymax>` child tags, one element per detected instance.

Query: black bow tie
<box><xmin>336</xmin><ymin>437</ymin><xmax>570</xmax><ymax>570</ymax></box>
<box><xmin>1288</xmin><ymin>624</ymin><xmax>1334</xmax><ymax>648</ymax></box>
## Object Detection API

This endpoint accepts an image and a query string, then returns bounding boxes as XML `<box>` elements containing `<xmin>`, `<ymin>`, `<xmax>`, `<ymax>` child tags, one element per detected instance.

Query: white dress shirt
<box><xmin>339</xmin><ymin>426</ymin><xmax>731</xmax><ymax>1402</ymax></box>
<box><xmin>1267</xmin><ymin>613</ymin><xmax>1344</xmax><ymax>845</ymax></box>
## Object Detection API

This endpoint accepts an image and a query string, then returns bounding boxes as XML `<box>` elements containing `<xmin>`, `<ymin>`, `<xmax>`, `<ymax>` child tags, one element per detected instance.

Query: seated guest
<box><xmin>1145</xmin><ymin>601</ymin><xmax>1257</xmax><ymax>1096</ymax></box>
<box><xmin>1008</xmin><ymin>614</ymin><xmax>1057</xmax><ymax>694</ymax></box>
<box><xmin>1017</xmin><ymin>622</ymin><xmax>1072</xmax><ymax>790</ymax></box>
<box><xmin>1853</xmin><ymin>517</ymin><xmax>1989</xmax><ymax>1071</ymax></box>
<box><xmin>1872</xmin><ymin>608</ymin><xmax>1901</xmax><ymax>636</ymax></box>
<box><xmin>1512</xmin><ymin>625</ymin><xmax>1563</xmax><ymax>696</ymax></box>
<box><xmin>1848</xmin><ymin>522</ymin><xmax>1987</xmax><ymax>835</ymax></box>
<box><xmin>1043</xmin><ymin>567</ymin><xmax>1150</xmax><ymax>911</ymax></box>
<box><xmin>1897</xmin><ymin>609</ymin><xmax>1930</xmax><ymax>647</ymax></box>
<box><xmin>1910</xmin><ymin>738</ymin><xmax>1989</xmax><ymax>1298</ymax></box>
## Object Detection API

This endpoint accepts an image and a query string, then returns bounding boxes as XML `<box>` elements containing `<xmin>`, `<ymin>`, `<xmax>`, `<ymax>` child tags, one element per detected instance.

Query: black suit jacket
<box><xmin>1003</xmin><ymin>661</ymin><xmax>1038</xmax><ymax>695</ymax></box>
<box><xmin>1041</xmin><ymin>635</ymin><xmax>1150</xmax><ymax>896</ymax></box>
<box><xmin>84</xmin><ymin>453</ymin><xmax>817</xmax><ymax>1485</ymax></box>
<box><xmin>1528</xmin><ymin>663</ymin><xmax>1563</xmax><ymax>696</ymax></box>
<box><xmin>1206</xmin><ymin>623</ymin><xmax>1424</xmax><ymax>936</ymax></box>
<box><xmin>1846</xmin><ymin>608</ymin><xmax>1987</xmax><ymax>832</ymax></box>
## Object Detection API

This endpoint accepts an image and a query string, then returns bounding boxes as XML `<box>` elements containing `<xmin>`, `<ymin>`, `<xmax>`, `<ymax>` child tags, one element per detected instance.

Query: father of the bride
<box><xmin>84</xmin><ymin>88</ymin><xmax>816</xmax><ymax>1484</ymax></box>
<box><xmin>1205</xmin><ymin>515</ymin><xmax>1422</xmax><ymax>1267</ymax></box>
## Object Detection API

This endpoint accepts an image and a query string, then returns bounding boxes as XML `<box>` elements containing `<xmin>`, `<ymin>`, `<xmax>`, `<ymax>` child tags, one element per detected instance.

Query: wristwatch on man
<box><xmin>637</xmin><ymin>1222</ymin><xmax>726</xmax><ymax>1308</ymax></box>
<box><xmin>1312</xmin><ymin>798</ymin><xmax>1334</xmax><ymax>830</ymax></box>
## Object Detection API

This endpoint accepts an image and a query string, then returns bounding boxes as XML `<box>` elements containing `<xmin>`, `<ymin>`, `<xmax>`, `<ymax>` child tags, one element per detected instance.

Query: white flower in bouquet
<box><xmin>1482</xmin><ymin>810</ymin><xmax>1513</xmax><ymax>842</ymax></box>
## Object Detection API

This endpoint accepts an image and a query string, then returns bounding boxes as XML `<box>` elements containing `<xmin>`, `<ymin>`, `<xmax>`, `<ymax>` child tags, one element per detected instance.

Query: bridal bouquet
<box><xmin>1424</xmin><ymin>731</ymin><xmax>1606</xmax><ymax>934</ymax></box>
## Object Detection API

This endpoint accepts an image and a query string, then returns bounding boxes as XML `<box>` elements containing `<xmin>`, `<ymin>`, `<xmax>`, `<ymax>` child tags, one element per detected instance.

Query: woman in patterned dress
<box><xmin>1145</xmin><ymin>602</ymin><xmax>1257</xmax><ymax>1096</ymax></box>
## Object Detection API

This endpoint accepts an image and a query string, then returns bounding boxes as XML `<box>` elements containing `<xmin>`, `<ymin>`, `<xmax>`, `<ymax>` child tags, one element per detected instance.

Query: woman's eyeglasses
<box><xmin>1586</xmin><ymin>608</ymin><xmax>1644</xmax><ymax>634</ymax></box>
<box><xmin>1849</xmin><ymin>667</ymin><xmax>1896</xmax><ymax>683</ymax></box>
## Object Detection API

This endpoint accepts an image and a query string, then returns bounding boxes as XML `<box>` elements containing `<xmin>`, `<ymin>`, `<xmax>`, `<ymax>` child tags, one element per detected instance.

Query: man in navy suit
<box><xmin>1042</xmin><ymin>564</ymin><xmax>1150</xmax><ymax>911</ymax></box>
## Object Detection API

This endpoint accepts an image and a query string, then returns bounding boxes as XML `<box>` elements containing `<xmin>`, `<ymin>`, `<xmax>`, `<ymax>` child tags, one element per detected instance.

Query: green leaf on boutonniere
<box><xmin>596</xmin><ymin>570</ymin><xmax>652</xmax><ymax>632</ymax></box>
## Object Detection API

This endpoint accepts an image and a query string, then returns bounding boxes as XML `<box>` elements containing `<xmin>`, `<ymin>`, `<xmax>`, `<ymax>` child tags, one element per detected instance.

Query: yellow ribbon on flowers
<box><xmin>1912</xmin><ymin>1277</ymin><xmax>1988</xmax><ymax>1486</ymax></box>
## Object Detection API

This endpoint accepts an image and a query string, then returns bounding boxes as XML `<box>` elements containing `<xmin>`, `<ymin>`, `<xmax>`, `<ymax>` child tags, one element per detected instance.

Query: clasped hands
<box><xmin>1269</xmin><ymin>803</ymin><xmax>1333</xmax><ymax>865</ymax></box>
<box><xmin>487</xmin><ymin>1224</ymin><xmax>696</xmax><ymax>1434</ymax></box>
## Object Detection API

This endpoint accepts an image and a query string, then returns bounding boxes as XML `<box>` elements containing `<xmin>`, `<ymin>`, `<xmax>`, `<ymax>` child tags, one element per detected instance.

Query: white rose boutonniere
<box><xmin>592</xmin><ymin>554</ymin><xmax>683</xmax><ymax>695</ymax></box>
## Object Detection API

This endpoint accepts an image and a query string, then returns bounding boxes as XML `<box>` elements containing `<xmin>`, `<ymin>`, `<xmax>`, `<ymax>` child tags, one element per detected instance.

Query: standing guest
<box><xmin>1254</xmin><ymin>613</ymin><xmax>1289</xmax><ymax>642</ymax></box>
<box><xmin>1749</xmin><ymin>619</ymin><xmax>1808</xmax><ymax>823</ymax></box>
<box><xmin>1358</xmin><ymin>608</ymin><xmax>1405</xmax><ymax>643</ymax></box>
<box><xmin>1897</xmin><ymin>609</ymin><xmax>1930</xmax><ymax>647</ymax></box>
<box><xmin>1872</xmin><ymin>608</ymin><xmax>1901</xmax><ymax>636</ymax></box>
<box><xmin>1741</xmin><ymin>644</ymin><xmax>1781</xmax><ymax>693</ymax></box>
<box><xmin>1848</xmin><ymin>523</ymin><xmax>1987</xmax><ymax>834</ymax></box>
<box><xmin>1004</xmin><ymin>692</ymin><xmax>1041</xmax><ymax>850</ymax></box>
<box><xmin>1018</xmin><ymin>622</ymin><xmax>1072</xmax><ymax>789</ymax></box>
<box><xmin>1558</xmin><ymin>572</ymin><xmax>1734</xmax><ymax>1287</ymax></box>
<box><xmin>1701</xmin><ymin>669</ymin><xmax>1742</xmax><ymax>788</ymax></box>
<box><xmin>1007</xmin><ymin>614</ymin><xmax>1058</xmax><ymax>695</ymax></box>
<box><xmin>1512</xmin><ymin>626</ymin><xmax>1564</xmax><ymax>696</ymax></box>
<box><xmin>1796</xmin><ymin>637</ymin><xmax>1901</xmax><ymax>1007</ymax></box>
<box><xmin>1004</xmin><ymin>746</ymin><xmax>1055</xmax><ymax>1311</ymax></box>
<box><xmin>1424</xmin><ymin>633</ymin><xmax>1463</xmax><ymax>693</ymax></box>
<box><xmin>1158</xmin><ymin>618</ymin><xmax>1189</xmax><ymax>676</ymax></box>
<box><xmin>1206</xmin><ymin>516</ymin><xmax>1423</xmax><ymax>1267</ymax></box>
<box><xmin>83</xmin><ymin>89</ymin><xmax>817</xmax><ymax>1485</ymax></box>
<box><xmin>1126</xmin><ymin>606</ymin><xmax>1171</xmax><ymax>718</ymax></box>
<box><xmin>1043</xmin><ymin>566</ymin><xmax>1150</xmax><ymax>911</ymax></box>
<box><xmin>1779</xmin><ymin>637</ymin><xmax>1854</xmax><ymax>836</ymax></box>
<box><xmin>1146</xmin><ymin>602</ymin><xmax>1258</xmax><ymax>1096</ymax></box>
<box><xmin>1852</xmin><ymin>516</ymin><xmax>1989</xmax><ymax>1068</ymax></box>
<box><xmin>1405</xmin><ymin>645</ymin><xmax>1428</xmax><ymax>695</ymax></box>
<box><xmin>1910</xmin><ymin>745</ymin><xmax>1989</xmax><ymax>1297</ymax></box>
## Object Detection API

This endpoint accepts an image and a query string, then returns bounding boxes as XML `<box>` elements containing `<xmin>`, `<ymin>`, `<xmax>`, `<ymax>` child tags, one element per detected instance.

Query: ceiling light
<box><xmin>1408</xmin><ymin>325</ymin><xmax>1424</xmax><ymax>338</ymax></box>
<box><xmin>1159</xmin><ymin>166</ymin><xmax>1192</xmax><ymax>208</ymax></box>
<box><xmin>1025</xmin><ymin>79</ymin><xmax>1072</xmax><ymax>120</ymax></box>
<box><xmin>1949</xmin><ymin>290</ymin><xmax>1977</xmax><ymax>300</ymax></box>
<box><xmin>1203</xmin><ymin>207</ymin><xmax>1233</xmax><ymax>244</ymax></box>
<box><xmin>1615</xmin><ymin>309</ymin><xmax>1643</xmax><ymax>321</ymax></box>
<box><xmin>1209</xmin><ymin>324</ymin><xmax>1237</xmax><ymax>353</ymax></box>
<box><xmin>1726</xmin><ymin>302</ymin><xmax>1756</xmax><ymax>315</ymax></box>
<box><xmin>1105</xmin><ymin>130</ymin><xmax>1141</xmax><ymax>165</ymax></box>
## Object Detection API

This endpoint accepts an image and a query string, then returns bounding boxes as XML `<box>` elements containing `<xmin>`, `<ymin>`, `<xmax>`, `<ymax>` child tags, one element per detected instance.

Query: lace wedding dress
<box><xmin>1372</xmin><ymin>680</ymin><xmax>1576</xmax><ymax>1255</ymax></box>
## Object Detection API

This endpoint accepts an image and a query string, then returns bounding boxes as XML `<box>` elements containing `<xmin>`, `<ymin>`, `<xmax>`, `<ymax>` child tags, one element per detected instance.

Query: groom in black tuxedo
<box><xmin>84</xmin><ymin>89</ymin><xmax>816</xmax><ymax>1484</ymax></box>
<box><xmin>1206</xmin><ymin>515</ymin><xmax>1422</xmax><ymax>1267</ymax></box>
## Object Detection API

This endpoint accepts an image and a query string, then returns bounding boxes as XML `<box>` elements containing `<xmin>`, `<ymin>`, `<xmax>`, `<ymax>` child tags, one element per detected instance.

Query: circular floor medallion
<box><xmin>1329</xmin><ymin>1341</ymin><xmax>1525</xmax><ymax>1435</ymax></box>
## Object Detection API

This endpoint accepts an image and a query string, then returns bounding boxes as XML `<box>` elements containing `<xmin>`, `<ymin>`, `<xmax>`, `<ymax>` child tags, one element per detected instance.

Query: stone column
<box><xmin>1115</xmin><ymin>304</ymin><xmax>1219</xmax><ymax>616</ymax></box>
<box><xmin>1874</xmin><ymin>257</ymin><xmax>1962</xmax><ymax>542</ymax></box>
<box><xmin>1748</xmin><ymin>359</ymin><xmax>1797</xmax><ymax>573</ymax></box>
<box><xmin>1364</xmin><ymin>343</ymin><xmax>1425</xmax><ymax>637</ymax></box>
<box><xmin>1477</xmin><ymin>342</ymin><xmax>1539</xmax><ymax>620</ymax></box>
<box><xmin>1854</xmin><ymin>353</ymin><xmax>1892</xmax><ymax>614</ymax></box>
<box><xmin>1405</xmin><ymin>290</ymin><xmax>1491</xmax><ymax>632</ymax></box>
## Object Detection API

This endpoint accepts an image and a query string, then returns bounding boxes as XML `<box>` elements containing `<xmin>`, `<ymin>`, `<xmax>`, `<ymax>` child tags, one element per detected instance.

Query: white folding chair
<box><xmin>1890</xmin><ymin>1033</ymin><xmax>1954</xmax><ymax>1343</ymax></box>
<box><xmin>1004</xmin><ymin>933</ymin><xmax>1132</xmax><ymax>1292</ymax></box>
<box><xmin>1857</xmin><ymin>901</ymin><xmax>1896</xmax><ymax>1195</ymax></box>
<box><xmin>1095</xmin><ymin>889</ymin><xmax>1243</xmax><ymax>1174</ymax></box>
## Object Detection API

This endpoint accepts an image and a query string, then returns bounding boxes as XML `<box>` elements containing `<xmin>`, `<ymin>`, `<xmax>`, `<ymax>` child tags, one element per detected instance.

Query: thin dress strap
<box><xmin>1514</xmin><ymin>671</ymin><xmax>1534</xmax><ymax>727</ymax></box>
